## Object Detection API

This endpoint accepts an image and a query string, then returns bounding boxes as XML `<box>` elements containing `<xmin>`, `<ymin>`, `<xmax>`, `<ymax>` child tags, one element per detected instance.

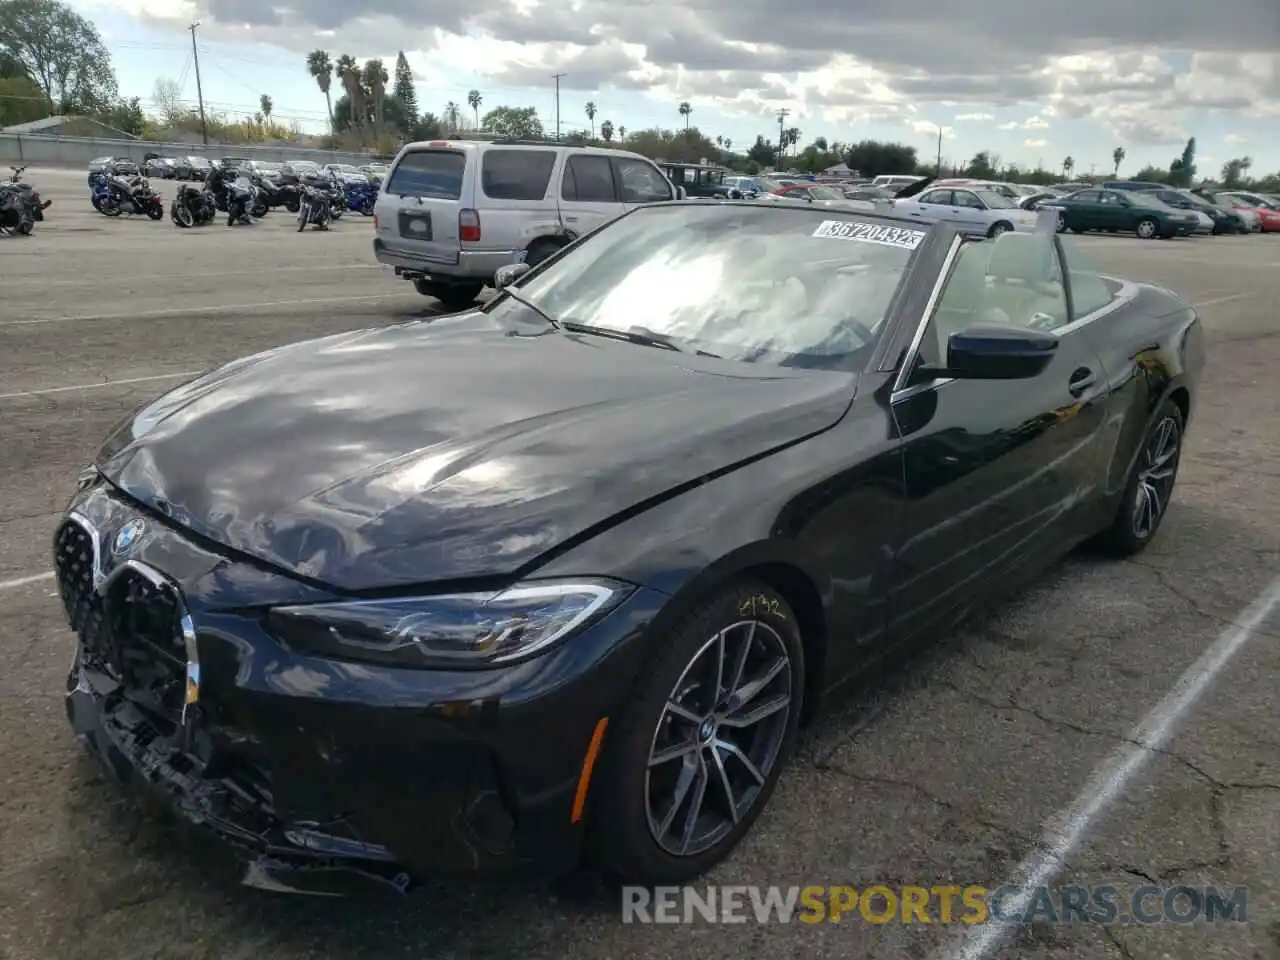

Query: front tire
<box><xmin>588</xmin><ymin>580</ymin><xmax>804</xmax><ymax>884</ymax></box>
<box><xmin>1136</xmin><ymin>217</ymin><xmax>1159</xmax><ymax>239</ymax></box>
<box><xmin>1093</xmin><ymin>398</ymin><xmax>1184</xmax><ymax>556</ymax></box>
<box><xmin>987</xmin><ymin>221</ymin><xmax>1013</xmax><ymax>238</ymax></box>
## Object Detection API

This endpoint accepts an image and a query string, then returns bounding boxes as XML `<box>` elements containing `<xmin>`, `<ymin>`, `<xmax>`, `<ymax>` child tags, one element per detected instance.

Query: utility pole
<box><xmin>188</xmin><ymin>21</ymin><xmax>208</xmax><ymax>146</ymax></box>
<box><xmin>936</xmin><ymin>125</ymin><xmax>943</xmax><ymax>175</ymax></box>
<box><xmin>552</xmin><ymin>73</ymin><xmax>565</xmax><ymax>142</ymax></box>
<box><xmin>776</xmin><ymin>108</ymin><xmax>789</xmax><ymax>166</ymax></box>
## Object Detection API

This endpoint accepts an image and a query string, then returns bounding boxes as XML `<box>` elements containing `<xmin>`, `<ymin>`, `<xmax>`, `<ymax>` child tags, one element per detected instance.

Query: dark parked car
<box><xmin>1053</xmin><ymin>187</ymin><xmax>1199</xmax><ymax>238</ymax></box>
<box><xmin>58</xmin><ymin>200</ymin><xmax>1202</xmax><ymax>892</ymax></box>
<box><xmin>1153</xmin><ymin>188</ymin><xmax>1245</xmax><ymax>234</ymax></box>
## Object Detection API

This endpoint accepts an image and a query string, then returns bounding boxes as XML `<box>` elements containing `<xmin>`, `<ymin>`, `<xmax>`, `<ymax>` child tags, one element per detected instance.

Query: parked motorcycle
<box><xmin>89</xmin><ymin>171</ymin><xmax>110</xmax><ymax>211</ymax></box>
<box><xmin>6</xmin><ymin>166</ymin><xmax>51</xmax><ymax>222</ymax></box>
<box><xmin>0</xmin><ymin>180</ymin><xmax>34</xmax><ymax>236</ymax></box>
<box><xmin>170</xmin><ymin>184</ymin><xmax>217</xmax><ymax>227</ymax></box>
<box><xmin>99</xmin><ymin>175</ymin><xmax>164</xmax><ymax>219</ymax></box>
<box><xmin>250</xmin><ymin>172</ymin><xmax>301</xmax><ymax>213</ymax></box>
<box><xmin>345</xmin><ymin>177</ymin><xmax>378</xmax><ymax>216</ymax></box>
<box><xmin>296</xmin><ymin>184</ymin><xmax>332</xmax><ymax>231</ymax></box>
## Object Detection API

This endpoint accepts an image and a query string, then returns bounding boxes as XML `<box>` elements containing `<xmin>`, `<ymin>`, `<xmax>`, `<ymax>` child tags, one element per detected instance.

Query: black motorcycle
<box><xmin>170</xmin><ymin>184</ymin><xmax>217</xmax><ymax>227</ymax></box>
<box><xmin>100</xmin><ymin>175</ymin><xmax>164</xmax><ymax>219</ymax></box>
<box><xmin>250</xmin><ymin>173</ymin><xmax>301</xmax><ymax>213</ymax></box>
<box><xmin>296</xmin><ymin>184</ymin><xmax>331</xmax><ymax>231</ymax></box>
<box><xmin>214</xmin><ymin>176</ymin><xmax>267</xmax><ymax>224</ymax></box>
<box><xmin>6</xmin><ymin>166</ymin><xmax>51</xmax><ymax>222</ymax></box>
<box><xmin>0</xmin><ymin>182</ymin><xmax>34</xmax><ymax>236</ymax></box>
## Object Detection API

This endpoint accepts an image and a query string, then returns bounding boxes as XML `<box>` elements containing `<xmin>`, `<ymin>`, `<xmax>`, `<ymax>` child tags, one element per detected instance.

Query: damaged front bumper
<box><xmin>67</xmin><ymin>658</ymin><xmax>413</xmax><ymax>896</ymax></box>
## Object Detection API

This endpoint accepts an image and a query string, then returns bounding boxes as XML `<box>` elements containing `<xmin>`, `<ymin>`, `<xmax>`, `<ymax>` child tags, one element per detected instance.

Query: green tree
<box><xmin>844</xmin><ymin>139</ymin><xmax>919</xmax><ymax>177</ymax></box>
<box><xmin>1112</xmin><ymin>146</ymin><xmax>1125</xmax><ymax>176</ymax></box>
<box><xmin>480</xmin><ymin>105</ymin><xmax>542</xmax><ymax>138</ymax></box>
<box><xmin>361</xmin><ymin>59</ymin><xmax>387</xmax><ymax>134</ymax></box>
<box><xmin>678</xmin><ymin>100</ymin><xmax>691</xmax><ymax>131</ymax></box>
<box><xmin>965</xmin><ymin>150</ymin><xmax>997</xmax><ymax>179</ymax></box>
<box><xmin>746</xmin><ymin>133</ymin><xmax>776</xmax><ymax>167</ymax></box>
<box><xmin>0</xmin><ymin>73</ymin><xmax>46</xmax><ymax>123</ymax></box>
<box><xmin>99</xmin><ymin>95</ymin><xmax>143</xmax><ymax>135</ymax></box>
<box><xmin>1220</xmin><ymin>157</ymin><xmax>1252</xmax><ymax>188</ymax></box>
<box><xmin>584</xmin><ymin>100</ymin><xmax>596</xmax><ymax>139</ymax></box>
<box><xmin>1132</xmin><ymin>165</ymin><xmax>1169</xmax><ymax>183</ymax></box>
<box><xmin>599</xmin><ymin>118</ymin><xmax>614</xmax><ymax>142</ymax></box>
<box><xmin>393</xmin><ymin>51</ymin><xmax>416</xmax><ymax>118</ymax></box>
<box><xmin>259</xmin><ymin>93</ymin><xmax>272</xmax><ymax>122</ymax></box>
<box><xmin>467</xmin><ymin>88</ymin><xmax>482</xmax><ymax>128</ymax></box>
<box><xmin>1168</xmin><ymin>136</ymin><xmax>1196</xmax><ymax>186</ymax></box>
<box><xmin>0</xmin><ymin>0</ymin><xmax>117</xmax><ymax>113</ymax></box>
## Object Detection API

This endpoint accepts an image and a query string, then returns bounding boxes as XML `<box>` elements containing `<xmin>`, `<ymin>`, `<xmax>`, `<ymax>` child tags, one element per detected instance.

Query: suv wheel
<box><xmin>415</xmin><ymin>280</ymin><xmax>483</xmax><ymax>311</ymax></box>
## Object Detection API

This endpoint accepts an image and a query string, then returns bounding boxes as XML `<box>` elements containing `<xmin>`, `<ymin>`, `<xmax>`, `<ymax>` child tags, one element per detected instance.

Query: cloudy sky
<box><xmin>71</xmin><ymin>0</ymin><xmax>1280</xmax><ymax>176</ymax></box>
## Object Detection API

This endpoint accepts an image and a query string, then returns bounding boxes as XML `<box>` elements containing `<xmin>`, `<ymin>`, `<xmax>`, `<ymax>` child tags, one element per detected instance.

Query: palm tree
<box><xmin>678</xmin><ymin>101</ymin><xmax>691</xmax><ymax>131</ymax></box>
<box><xmin>723</xmin><ymin>137</ymin><xmax>732</xmax><ymax>153</ymax></box>
<box><xmin>585</xmin><ymin>101</ymin><xmax>597</xmax><ymax>139</ymax></box>
<box><xmin>259</xmin><ymin>94</ymin><xmax>273</xmax><ymax>123</ymax></box>
<box><xmin>445</xmin><ymin>101</ymin><xmax>460</xmax><ymax>132</ymax></box>
<box><xmin>617</xmin><ymin>125</ymin><xmax>626</xmax><ymax>141</ymax></box>
<box><xmin>306</xmin><ymin>49</ymin><xmax>334</xmax><ymax>131</ymax></box>
<box><xmin>467</xmin><ymin>89</ymin><xmax>482</xmax><ymax>129</ymax></box>
<box><xmin>600</xmin><ymin>119</ymin><xmax>614</xmax><ymax>142</ymax></box>
<box><xmin>335</xmin><ymin>55</ymin><xmax>365</xmax><ymax>139</ymax></box>
<box><xmin>785</xmin><ymin>127</ymin><xmax>800</xmax><ymax>155</ymax></box>
<box><xmin>1063</xmin><ymin>155</ymin><xmax>1075</xmax><ymax>178</ymax></box>
<box><xmin>1112</xmin><ymin>146</ymin><xmax>1126</xmax><ymax>176</ymax></box>
<box><xmin>362</xmin><ymin>59</ymin><xmax>388</xmax><ymax>134</ymax></box>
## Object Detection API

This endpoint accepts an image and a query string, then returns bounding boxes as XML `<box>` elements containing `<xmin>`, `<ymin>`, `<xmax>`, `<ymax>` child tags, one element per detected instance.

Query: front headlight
<box><xmin>267</xmin><ymin>579</ymin><xmax>632</xmax><ymax>669</ymax></box>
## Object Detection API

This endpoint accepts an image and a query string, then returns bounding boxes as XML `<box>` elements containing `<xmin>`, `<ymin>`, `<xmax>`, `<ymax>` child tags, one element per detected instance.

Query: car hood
<box><xmin>97</xmin><ymin>314</ymin><xmax>856</xmax><ymax>591</ymax></box>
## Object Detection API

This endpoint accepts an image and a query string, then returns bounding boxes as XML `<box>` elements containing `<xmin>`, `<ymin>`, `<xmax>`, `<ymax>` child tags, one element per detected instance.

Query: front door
<box><xmin>886</xmin><ymin>230</ymin><xmax>1110</xmax><ymax>641</ymax></box>
<box><xmin>613</xmin><ymin>156</ymin><xmax>677</xmax><ymax>210</ymax></box>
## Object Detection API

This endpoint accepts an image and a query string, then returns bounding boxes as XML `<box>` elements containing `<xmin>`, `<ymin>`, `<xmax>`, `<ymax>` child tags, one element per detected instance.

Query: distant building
<box><xmin>1</xmin><ymin>115</ymin><xmax>139</xmax><ymax>138</ymax></box>
<box><xmin>823</xmin><ymin>161</ymin><xmax>859</xmax><ymax>176</ymax></box>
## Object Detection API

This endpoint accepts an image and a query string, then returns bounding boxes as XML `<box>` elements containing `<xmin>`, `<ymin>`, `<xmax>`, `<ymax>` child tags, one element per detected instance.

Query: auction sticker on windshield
<box><xmin>812</xmin><ymin>220</ymin><xmax>925</xmax><ymax>250</ymax></box>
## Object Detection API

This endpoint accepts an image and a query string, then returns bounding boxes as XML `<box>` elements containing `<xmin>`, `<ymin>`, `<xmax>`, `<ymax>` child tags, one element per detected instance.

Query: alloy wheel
<box><xmin>645</xmin><ymin>620</ymin><xmax>793</xmax><ymax>857</ymax></box>
<box><xmin>1137</xmin><ymin>219</ymin><xmax>1157</xmax><ymax>239</ymax></box>
<box><xmin>1132</xmin><ymin>416</ymin><xmax>1180</xmax><ymax>539</ymax></box>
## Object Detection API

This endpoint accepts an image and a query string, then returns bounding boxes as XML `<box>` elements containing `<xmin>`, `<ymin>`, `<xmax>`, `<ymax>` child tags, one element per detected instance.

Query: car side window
<box><xmin>920</xmin><ymin>190</ymin><xmax>950</xmax><ymax>205</ymax></box>
<box><xmin>613</xmin><ymin>158</ymin><xmax>673</xmax><ymax>203</ymax></box>
<box><xmin>919</xmin><ymin>234</ymin><xmax>1070</xmax><ymax>366</ymax></box>
<box><xmin>1074</xmin><ymin>190</ymin><xmax>1101</xmax><ymax>203</ymax></box>
<box><xmin>480</xmin><ymin>149</ymin><xmax>557</xmax><ymax>201</ymax></box>
<box><xmin>1059</xmin><ymin>235</ymin><xmax>1116</xmax><ymax>317</ymax></box>
<box><xmin>561</xmin><ymin>155</ymin><xmax>617</xmax><ymax>203</ymax></box>
<box><xmin>953</xmin><ymin>191</ymin><xmax>983</xmax><ymax>208</ymax></box>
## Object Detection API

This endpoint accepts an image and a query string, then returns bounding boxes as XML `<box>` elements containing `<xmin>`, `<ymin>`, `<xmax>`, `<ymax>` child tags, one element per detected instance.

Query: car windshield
<box><xmin>754</xmin><ymin>177</ymin><xmax>784</xmax><ymax>192</ymax></box>
<box><xmin>488</xmin><ymin>205</ymin><xmax>922</xmax><ymax>370</ymax></box>
<box><xmin>808</xmin><ymin>186</ymin><xmax>845</xmax><ymax>200</ymax></box>
<box><xmin>975</xmin><ymin>190</ymin><xmax>1018</xmax><ymax>208</ymax></box>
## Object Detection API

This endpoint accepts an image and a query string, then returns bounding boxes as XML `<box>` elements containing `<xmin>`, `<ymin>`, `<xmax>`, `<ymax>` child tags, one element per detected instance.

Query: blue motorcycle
<box><xmin>345</xmin><ymin>179</ymin><xmax>377</xmax><ymax>216</ymax></box>
<box><xmin>89</xmin><ymin>171</ymin><xmax>110</xmax><ymax>211</ymax></box>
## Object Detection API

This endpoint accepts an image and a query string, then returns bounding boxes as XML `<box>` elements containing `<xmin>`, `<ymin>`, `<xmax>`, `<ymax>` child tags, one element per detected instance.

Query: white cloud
<box><xmin>1022</xmin><ymin>115</ymin><xmax>1050</xmax><ymax>129</ymax></box>
<box><xmin>908</xmin><ymin>119</ymin><xmax>955</xmax><ymax>139</ymax></box>
<box><xmin>955</xmin><ymin>112</ymin><xmax>993</xmax><ymax>121</ymax></box>
<box><xmin>997</xmin><ymin>121</ymin><xmax>1018</xmax><ymax>130</ymax></box>
<box><xmin>1224</xmin><ymin>133</ymin><xmax>1250</xmax><ymax>144</ymax></box>
<box><xmin>1023</xmin><ymin>138</ymin><xmax>1048</xmax><ymax>148</ymax></box>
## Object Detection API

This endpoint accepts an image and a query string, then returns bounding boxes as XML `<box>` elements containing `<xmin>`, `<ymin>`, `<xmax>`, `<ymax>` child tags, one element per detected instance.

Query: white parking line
<box><xmin>0</xmin><ymin>371</ymin><xmax>199</xmax><ymax>401</ymax></box>
<box><xmin>0</xmin><ymin>571</ymin><xmax>54</xmax><ymax>593</ymax></box>
<box><xmin>1193</xmin><ymin>293</ymin><xmax>1252</xmax><ymax>309</ymax></box>
<box><xmin>941</xmin><ymin>574</ymin><xmax>1280</xmax><ymax>960</ymax></box>
<box><xmin>0</xmin><ymin>293</ymin><xmax>397</xmax><ymax>327</ymax></box>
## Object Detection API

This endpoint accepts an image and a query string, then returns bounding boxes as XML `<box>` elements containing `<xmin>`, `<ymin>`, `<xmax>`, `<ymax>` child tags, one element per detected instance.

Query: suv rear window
<box><xmin>387</xmin><ymin>149</ymin><xmax>467</xmax><ymax>199</ymax></box>
<box><xmin>481</xmin><ymin>149</ymin><xmax>556</xmax><ymax>200</ymax></box>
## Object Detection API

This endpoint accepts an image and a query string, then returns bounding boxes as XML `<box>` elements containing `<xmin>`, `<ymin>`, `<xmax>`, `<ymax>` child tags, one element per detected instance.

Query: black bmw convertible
<box><xmin>57</xmin><ymin>200</ymin><xmax>1203</xmax><ymax>892</ymax></box>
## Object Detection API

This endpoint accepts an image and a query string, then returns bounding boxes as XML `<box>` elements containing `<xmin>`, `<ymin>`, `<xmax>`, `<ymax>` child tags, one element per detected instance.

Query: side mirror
<box><xmin>494</xmin><ymin>262</ymin><xmax>530</xmax><ymax>290</ymax></box>
<box><xmin>943</xmin><ymin>323</ymin><xmax>1058</xmax><ymax>380</ymax></box>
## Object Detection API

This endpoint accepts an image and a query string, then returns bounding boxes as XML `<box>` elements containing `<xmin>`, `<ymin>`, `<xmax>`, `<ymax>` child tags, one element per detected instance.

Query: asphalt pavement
<box><xmin>0</xmin><ymin>170</ymin><xmax>1277</xmax><ymax>960</ymax></box>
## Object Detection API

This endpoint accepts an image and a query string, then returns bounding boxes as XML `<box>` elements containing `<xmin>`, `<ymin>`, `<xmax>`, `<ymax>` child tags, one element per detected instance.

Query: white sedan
<box><xmin>892</xmin><ymin>185</ymin><xmax>1041</xmax><ymax>236</ymax></box>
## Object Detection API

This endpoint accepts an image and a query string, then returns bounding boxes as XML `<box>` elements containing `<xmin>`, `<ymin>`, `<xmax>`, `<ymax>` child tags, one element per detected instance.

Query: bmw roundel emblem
<box><xmin>113</xmin><ymin>518</ymin><xmax>147</xmax><ymax>554</ymax></box>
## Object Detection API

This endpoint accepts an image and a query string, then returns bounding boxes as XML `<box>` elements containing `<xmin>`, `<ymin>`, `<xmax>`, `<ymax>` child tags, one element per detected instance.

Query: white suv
<box><xmin>373</xmin><ymin>139</ymin><xmax>680</xmax><ymax>310</ymax></box>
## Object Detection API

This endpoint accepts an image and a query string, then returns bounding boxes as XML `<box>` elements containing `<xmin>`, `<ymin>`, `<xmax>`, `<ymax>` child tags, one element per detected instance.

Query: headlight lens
<box><xmin>267</xmin><ymin>579</ymin><xmax>632</xmax><ymax>669</ymax></box>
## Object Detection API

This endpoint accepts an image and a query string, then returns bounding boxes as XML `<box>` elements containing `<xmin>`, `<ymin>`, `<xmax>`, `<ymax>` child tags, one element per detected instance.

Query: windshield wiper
<box><xmin>559</xmin><ymin>321</ymin><xmax>721</xmax><ymax>357</ymax></box>
<box><xmin>501</xmin><ymin>288</ymin><xmax>560</xmax><ymax>328</ymax></box>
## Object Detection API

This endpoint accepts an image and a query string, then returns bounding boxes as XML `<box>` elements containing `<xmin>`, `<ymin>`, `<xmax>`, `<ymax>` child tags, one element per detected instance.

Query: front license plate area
<box><xmin>399</xmin><ymin>211</ymin><xmax>432</xmax><ymax>240</ymax></box>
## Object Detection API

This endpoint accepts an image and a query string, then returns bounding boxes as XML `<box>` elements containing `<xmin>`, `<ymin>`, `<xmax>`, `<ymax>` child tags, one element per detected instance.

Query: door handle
<box><xmin>1068</xmin><ymin>368</ymin><xmax>1096</xmax><ymax>397</ymax></box>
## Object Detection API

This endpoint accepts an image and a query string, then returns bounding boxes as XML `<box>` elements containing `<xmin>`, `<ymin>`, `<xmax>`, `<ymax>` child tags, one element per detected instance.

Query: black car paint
<box><xmin>59</xmin><ymin>203</ymin><xmax>1202</xmax><ymax>890</ymax></box>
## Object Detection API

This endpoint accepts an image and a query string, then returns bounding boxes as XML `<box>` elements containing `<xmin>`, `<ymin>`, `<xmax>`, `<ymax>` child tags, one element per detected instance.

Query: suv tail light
<box><xmin>459</xmin><ymin>208</ymin><xmax>481</xmax><ymax>242</ymax></box>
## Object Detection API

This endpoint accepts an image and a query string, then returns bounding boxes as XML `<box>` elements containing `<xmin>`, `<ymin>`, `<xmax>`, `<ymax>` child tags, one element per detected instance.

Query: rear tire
<box><xmin>415</xmin><ymin>280</ymin><xmax>483</xmax><ymax>311</ymax></box>
<box><xmin>1092</xmin><ymin>398</ymin><xmax>1184</xmax><ymax>557</ymax></box>
<box><xmin>525</xmin><ymin>237</ymin><xmax>564</xmax><ymax>268</ymax></box>
<box><xmin>1135</xmin><ymin>217</ymin><xmax>1158</xmax><ymax>239</ymax></box>
<box><xmin>586</xmin><ymin>579</ymin><xmax>804</xmax><ymax>884</ymax></box>
<box><xmin>987</xmin><ymin>221</ymin><xmax>1013</xmax><ymax>238</ymax></box>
